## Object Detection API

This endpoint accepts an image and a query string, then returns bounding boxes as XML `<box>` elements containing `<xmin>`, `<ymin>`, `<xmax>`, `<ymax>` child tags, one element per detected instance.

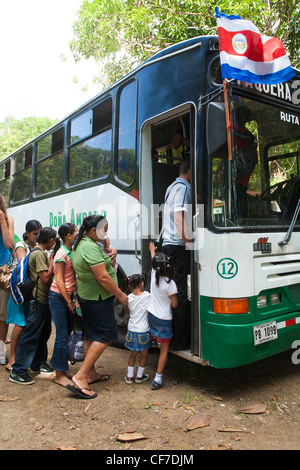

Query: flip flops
<box><xmin>66</xmin><ymin>384</ymin><xmax>97</xmax><ymax>399</ymax></box>
<box><xmin>88</xmin><ymin>374</ymin><xmax>110</xmax><ymax>384</ymax></box>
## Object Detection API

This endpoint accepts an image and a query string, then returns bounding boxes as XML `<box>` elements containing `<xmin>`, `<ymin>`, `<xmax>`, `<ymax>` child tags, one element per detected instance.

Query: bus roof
<box><xmin>1</xmin><ymin>36</ymin><xmax>218</xmax><ymax>162</ymax></box>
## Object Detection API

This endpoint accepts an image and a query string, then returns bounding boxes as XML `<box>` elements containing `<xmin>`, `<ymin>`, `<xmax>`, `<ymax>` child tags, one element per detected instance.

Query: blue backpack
<box><xmin>9</xmin><ymin>247</ymin><xmax>41</xmax><ymax>305</ymax></box>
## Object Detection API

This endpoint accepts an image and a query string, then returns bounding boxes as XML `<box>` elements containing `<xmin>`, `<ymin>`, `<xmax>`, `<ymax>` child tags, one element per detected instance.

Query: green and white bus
<box><xmin>1</xmin><ymin>36</ymin><xmax>300</xmax><ymax>368</ymax></box>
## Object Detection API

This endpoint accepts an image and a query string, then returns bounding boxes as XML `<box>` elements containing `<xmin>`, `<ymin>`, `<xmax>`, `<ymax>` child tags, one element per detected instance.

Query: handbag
<box><xmin>67</xmin><ymin>329</ymin><xmax>84</xmax><ymax>364</ymax></box>
<box><xmin>0</xmin><ymin>248</ymin><xmax>15</xmax><ymax>292</ymax></box>
<box><xmin>67</xmin><ymin>303</ymin><xmax>84</xmax><ymax>364</ymax></box>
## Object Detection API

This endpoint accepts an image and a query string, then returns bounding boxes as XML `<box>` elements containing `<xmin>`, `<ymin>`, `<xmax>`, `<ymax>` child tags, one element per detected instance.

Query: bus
<box><xmin>1</xmin><ymin>36</ymin><xmax>300</xmax><ymax>368</ymax></box>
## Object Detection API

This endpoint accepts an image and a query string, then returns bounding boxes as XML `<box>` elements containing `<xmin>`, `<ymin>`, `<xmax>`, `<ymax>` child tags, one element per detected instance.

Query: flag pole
<box><xmin>223</xmin><ymin>78</ymin><xmax>232</xmax><ymax>161</ymax></box>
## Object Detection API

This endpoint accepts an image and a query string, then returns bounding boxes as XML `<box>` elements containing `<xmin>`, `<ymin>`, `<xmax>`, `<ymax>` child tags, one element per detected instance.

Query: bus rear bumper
<box><xmin>203</xmin><ymin>312</ymin><xmax>300</xmax><ymax>368</ymax></box>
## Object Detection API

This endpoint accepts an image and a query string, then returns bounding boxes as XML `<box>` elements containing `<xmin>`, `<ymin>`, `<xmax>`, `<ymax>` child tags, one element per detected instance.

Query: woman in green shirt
<box><xmin>71</xmin><ymin>215</ymin><xmax>128</xmax><ymax>399</ymax></box>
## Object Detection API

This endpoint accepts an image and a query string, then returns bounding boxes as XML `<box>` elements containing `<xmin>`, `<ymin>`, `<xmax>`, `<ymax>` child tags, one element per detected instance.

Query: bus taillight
<box><xmin>213</xmin><ymin>298</ymin><xmax>249</xmax><ymax>314</ymax></box>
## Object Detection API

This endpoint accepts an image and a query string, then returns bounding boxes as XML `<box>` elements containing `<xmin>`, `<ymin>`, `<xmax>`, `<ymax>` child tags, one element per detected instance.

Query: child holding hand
<box><xmin>148</xmin><ymin>242</ymin><xmax>178</xmax><ymax>390</ymax></box>
<box><xmin>124</xmin><ymin>273</ymin><xmax>151</xmax><ymax>384</ymax></box>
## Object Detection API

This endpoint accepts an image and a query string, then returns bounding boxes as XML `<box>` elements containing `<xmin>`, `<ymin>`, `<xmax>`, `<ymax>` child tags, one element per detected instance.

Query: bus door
<box><xmin>140</xmin><ymin>103</ymin><xmax>201</xmax><ymax>361</ymax></box>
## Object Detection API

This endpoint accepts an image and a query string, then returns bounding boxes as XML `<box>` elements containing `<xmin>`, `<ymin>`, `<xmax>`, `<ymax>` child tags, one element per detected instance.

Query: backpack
<box><xmin>9</xmin><ymin>247</ymin><xmax>42</xmax><ymax>305</ymax></box>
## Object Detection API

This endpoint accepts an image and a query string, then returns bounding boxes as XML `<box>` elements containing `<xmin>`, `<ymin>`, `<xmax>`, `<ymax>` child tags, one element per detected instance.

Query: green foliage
<box><xmin>70</xmin><ymin>0</ymin><xmax>300</xmax><ymax>89</ymax></box>
<box><xmin>0</xmin><ymin>116</ymin><xmax>57</xmax><ymax>160</ymax></box>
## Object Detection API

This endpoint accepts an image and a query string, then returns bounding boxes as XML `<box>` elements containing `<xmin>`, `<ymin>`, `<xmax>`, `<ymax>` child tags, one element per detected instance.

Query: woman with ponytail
<box><xmin>70</xmin><ymin>215</ymin><xmax>128</xmax><ymax>399</ymax></box>
<box><xmin>49</xmin><ymin>223</ymin><xmax>78</xmax><ymax>389</ymax></box>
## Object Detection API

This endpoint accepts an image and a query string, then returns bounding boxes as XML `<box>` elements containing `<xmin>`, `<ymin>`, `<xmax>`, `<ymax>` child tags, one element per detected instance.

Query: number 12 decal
<box><xmin>217</xmin><ymin>258</ymin><xmax>238</xmax><ymax>279</ymax></box>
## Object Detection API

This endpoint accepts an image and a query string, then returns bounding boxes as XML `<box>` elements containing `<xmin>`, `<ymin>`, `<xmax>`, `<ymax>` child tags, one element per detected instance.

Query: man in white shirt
<box><xmin>162</xmin><ymin>159</ymin><xmax>192</xmax><ymax>350</ymax></box>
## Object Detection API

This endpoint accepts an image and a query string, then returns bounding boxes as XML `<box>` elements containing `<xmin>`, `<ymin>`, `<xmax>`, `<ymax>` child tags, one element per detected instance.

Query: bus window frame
<box><xmin>207</xmin><ymin>89</ymin><xmax>300</xmax><ymax>234</ymax></box>
<box><xmin>12</xmin><ymin>147</ymin><xmax>33</xmax><ymax>203</ymax></box>
<box><xmin>67</xmin><ymin>126</ymin><xmax>113</xmax><ymax>188</ymax></box>
<box><xmin>0</xmin><ymin>159</ymin><xmax>11</xmax><ymax>205</ymax></box>
<box><xmin>34</xmin><ymin>127</ymin><xmax>65</xmax><ymax>197</ymax></box>
<box><xmin>114</xmin><ymin>79</ymin><xmax>137</xmax><ymax>188</ymax></box>
<box><xmin>67</xmin><ymin>97</ymin><xmax>114</xmax><ymax>189</ymax></box>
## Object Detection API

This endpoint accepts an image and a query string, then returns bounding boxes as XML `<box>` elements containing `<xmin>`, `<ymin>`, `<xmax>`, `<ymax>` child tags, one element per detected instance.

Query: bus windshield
<box><xmin>210</xmin><ymin>96</ymin><xmax>300</xmax><ymax>229</ymax></box>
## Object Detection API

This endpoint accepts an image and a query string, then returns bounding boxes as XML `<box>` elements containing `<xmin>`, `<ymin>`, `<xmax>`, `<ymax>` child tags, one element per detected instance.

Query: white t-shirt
<box><xmin>127</xmin><ymin>291</ymin><xmax>151</xmax><ymax>333</ymax></box>
<box><xmin>148</xmin><ymin>269</ymin><xmax>178</xmax><ymax>320</ymax></box>
<box><xmin>162</xmin><ymin>177</ymin><xmax>192</xmax><ymax>247</ymax></box>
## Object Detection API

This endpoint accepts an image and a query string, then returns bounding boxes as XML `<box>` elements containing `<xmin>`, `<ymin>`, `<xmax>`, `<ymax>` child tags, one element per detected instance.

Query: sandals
<box><xmin>88</xmin><ymin>374</ymin><xmax>110</xmax><ymax>384</ymax></box>
<box><xmin>151</xmin><ymin>380</ymin><xmax>164</xmax><ymax>390</ymax></box>
<box><xmin>66</xmin><ymin>384</ymin><xmax>97</xmax><ymax>399</ymax></box>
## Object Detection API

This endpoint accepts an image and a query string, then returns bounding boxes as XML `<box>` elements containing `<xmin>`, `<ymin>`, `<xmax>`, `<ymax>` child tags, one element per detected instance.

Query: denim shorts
<box><xmin>148</xmin><ymin>312</ymin><xmax>173</xmax><ymax>343</ymax></box>
<box><xmin>125</xmin><ymin>330</ymin><xmax>152</xmax><ymax>351</ymax></box>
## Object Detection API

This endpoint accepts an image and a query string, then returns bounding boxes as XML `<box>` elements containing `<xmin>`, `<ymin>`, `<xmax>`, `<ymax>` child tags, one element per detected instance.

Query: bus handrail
<box><xmin>278</xmin><ymin>196</ymin><xmax>300</xmax><ymax>246</ymax></box>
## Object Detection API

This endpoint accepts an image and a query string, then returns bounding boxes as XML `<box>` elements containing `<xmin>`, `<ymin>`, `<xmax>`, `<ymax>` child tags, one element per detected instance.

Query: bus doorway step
<box><xmin>170</xmin><ymin>349</ymin><xmax>204</xmax><ymax>365</ymax></box>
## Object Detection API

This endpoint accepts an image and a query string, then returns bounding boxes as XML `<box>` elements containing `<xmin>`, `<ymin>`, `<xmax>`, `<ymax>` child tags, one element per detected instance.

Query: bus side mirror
<box><xmin>206</xmin><ymin>102</ymin><xmax>227</xmax><ymax>157</ymax></box>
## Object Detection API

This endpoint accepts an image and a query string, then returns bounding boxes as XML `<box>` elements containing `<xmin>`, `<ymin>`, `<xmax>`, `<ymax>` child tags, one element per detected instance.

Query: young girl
<box><xmin>148</xmin><ymin>242</ymin><xmax>178</xmax><ymax>390</ymax></box>
<box><xmin>124</xmin><ymin>273</ymin><xmax>151</xmax><ymax>384</ymax></box>
<box><xmin>23</xmin><ymin>220</ymin><xmax>42</xmax><ymax>251</ymax></box>
<box><xmin>49</xmin><ymin>223</ymin><xmax>78</xmax><ymax>388</ymax></box>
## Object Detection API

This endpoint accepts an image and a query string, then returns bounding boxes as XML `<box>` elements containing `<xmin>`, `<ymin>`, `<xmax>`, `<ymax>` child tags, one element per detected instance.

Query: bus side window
<box><xmin>0</xmin><ymin>160</ymin><xmax>11</xmax><ymax>205</ymax></box>
<box><xmin>117</xmin><ymin>81</ymin><xmax>136</xmax><ymax>185</ymax></box>
<box><xmin>68</xmin><ymin>98</ymin><xmax>113</xmax><ymax>186</ymax></box>
<box><xmin>69</xmin><ymin>130</ymin><xmax>112</xmax><ymax>185</ymax></box>
<box><xmin>36</xmin><ymin>129</ymin><xmax>64</xmax><ymax>195</ymax></box>
<box><xmin>12</xmin><ymin>149</ymin><xmax>32</xmax><ymax>202</ymax></box>
<box><xmin>70</xmin><ymin>110</ymin><xmax>93</xmax><ymax>144</ymax></box>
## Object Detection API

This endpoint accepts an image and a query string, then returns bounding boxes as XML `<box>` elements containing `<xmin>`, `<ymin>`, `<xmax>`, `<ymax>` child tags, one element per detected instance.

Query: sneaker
<box><xmin>31</xmin><ymin>363</ymin><xmax>53</xmax><ymax>375</ymax></box>
<box><xmin>125</xmin><ymin>376</ymin><xmax>134</xmax><ymax>385</ymax></box>
<box><xmin>151</xmin><ymin>379</ymin><xmax>164</xmax><ymax>390</ymax></box>
<box><xmin>9</xmin><ymin>371</ymin><xmax>35</xmax><ymax>385</ymax></box>
<box><xmin>135</xmin><ymin>374</ymin><xmax>149</xmax><ymax>384</ymax></box>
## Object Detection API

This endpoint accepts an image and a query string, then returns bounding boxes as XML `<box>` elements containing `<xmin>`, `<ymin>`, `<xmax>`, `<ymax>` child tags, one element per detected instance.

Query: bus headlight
<box><xmin>271</xmin><ymin>293</ymin><xmax>281</xmax><ymax>305</ymax></box>
<box><xmin>257</xmin><ymin>295</ymin><xmax>268</xmax><ymax>308</ymax></box>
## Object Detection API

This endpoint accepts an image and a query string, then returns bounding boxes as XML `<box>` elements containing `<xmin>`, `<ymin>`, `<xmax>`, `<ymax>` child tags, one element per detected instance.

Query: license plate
<box><xmin>253</xmin><ymin>321</ymin><xmax>278</xmax><ymax>345</ymax></box>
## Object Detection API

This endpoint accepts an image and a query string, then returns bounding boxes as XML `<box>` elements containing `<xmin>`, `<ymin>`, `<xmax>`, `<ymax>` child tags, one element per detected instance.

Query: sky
<box><xmin>0</xmin><ymin>0</ymin><xmax>101</xmax><ymax>123</ymax></box>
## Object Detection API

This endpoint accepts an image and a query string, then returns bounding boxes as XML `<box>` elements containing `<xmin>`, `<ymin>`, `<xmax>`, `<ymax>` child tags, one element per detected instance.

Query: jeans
<box><xmin>12</xmin><ymin>300</ymin><xmax>52</xmax><ymax>376</ymax></box>
<box><xmin>49</xmin><ymin>291</ymin><xmax>73</xmax><ymax>371</ymax></box>
<box><xmin>162</xmin><ymin>244</ymin><xmax>191</xmax><ymax>346</ymax></box>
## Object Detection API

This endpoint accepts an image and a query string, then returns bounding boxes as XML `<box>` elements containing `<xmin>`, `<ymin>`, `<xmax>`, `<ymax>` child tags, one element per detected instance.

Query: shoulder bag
<box><xmin>0</xmin><ymin>246</ymin><xmax>15</xmax><ymax>292</ymax></box>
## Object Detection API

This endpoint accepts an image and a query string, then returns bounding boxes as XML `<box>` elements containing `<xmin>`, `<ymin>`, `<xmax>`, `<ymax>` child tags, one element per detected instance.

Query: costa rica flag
<box><xmin>215</xmin><ymin>7</ymin><xmax>295</xmax><ymax>84</ymax></box>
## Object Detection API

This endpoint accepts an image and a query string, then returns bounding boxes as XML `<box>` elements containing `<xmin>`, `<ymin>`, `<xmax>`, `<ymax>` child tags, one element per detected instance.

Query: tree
<box><xmin>70</xmin><ymin>0</ymin><xmax>300</xmax><ymax>89</ymax></box>
<box><xmin>0</xmin><ymin>116</ymin><xmax>57</xmax><ymax>160</ymax></box>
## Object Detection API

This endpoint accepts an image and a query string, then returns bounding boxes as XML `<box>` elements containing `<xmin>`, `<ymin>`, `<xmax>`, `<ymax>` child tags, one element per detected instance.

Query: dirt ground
<box><xmin>1</xmin><ymin>323</ymin><xmax>300</xmax><ymax>452</ymax></box>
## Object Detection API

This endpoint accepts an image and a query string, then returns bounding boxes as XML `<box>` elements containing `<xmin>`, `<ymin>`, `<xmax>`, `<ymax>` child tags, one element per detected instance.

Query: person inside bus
<box><xmin>9</xmin><ymin>228</ymin><xmax>57</xmax><ymax>385</ymax></box>
<box><xmin>70</xmin><ymin>215</ymin><xmax>128</xmax><ymax>399</ymax></box>
<box><xmin>161</xmin><ymin>159</ymin><xmax>192</xmax><ymax>350</ymax></box>
<box><xmin>171</xmin><ymin>115</ymin><xmax>190</xmax><ymax>159</ymax></box>
<box><xmin>6</xmin><ymin>220</ymin><xmax>42</xmax><ymax>371</ymax></box>
<box><xmin>232</xmin><ymin>106</ymin><xmax>258</xmax><ymax>218</ymax></box>
<box><xmin>0</xmin><ymin>195</ymin><xmax>14</xmax><ymax>366</ymax></box>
